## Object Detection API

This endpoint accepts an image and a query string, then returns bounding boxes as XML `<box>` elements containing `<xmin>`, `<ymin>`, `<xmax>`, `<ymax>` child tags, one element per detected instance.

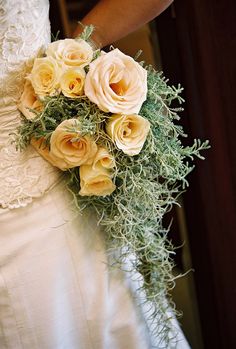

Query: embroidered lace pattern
<box><xmin>0</xmin><ymin>0</ymin><xmax>61</xmax><ymax>209</ymax></box>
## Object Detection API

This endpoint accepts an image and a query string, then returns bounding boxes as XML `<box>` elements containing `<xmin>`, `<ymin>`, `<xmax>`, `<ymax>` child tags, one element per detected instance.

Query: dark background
<box><xmin>156</xmin><ymin>1</ymin><xmax>236</xmax><ymax>348</ymax></box>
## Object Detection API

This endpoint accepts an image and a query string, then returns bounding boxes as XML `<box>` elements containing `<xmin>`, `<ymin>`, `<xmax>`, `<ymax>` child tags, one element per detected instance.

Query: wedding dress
<box><xmin>0</xmin><ymin>1</ymin><xmax>190</xmax><ymax>348</ymax></box>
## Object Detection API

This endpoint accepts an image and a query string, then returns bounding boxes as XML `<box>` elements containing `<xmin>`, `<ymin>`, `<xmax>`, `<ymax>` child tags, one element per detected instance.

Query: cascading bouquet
<box><xmin>16</xmin><ymin>26</ymin><xmax>209</xmax><ymax>344</ymax></box>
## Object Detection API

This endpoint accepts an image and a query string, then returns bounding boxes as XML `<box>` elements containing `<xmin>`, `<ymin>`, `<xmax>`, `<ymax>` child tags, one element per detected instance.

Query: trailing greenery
<box><xmin>16</xmin><ymin>48</ymin><xmax>209</xmax><ymax>347</ymax></box>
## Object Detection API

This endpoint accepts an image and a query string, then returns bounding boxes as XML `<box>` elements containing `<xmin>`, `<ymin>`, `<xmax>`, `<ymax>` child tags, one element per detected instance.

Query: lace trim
<box><xmin>0</xmin><ymin>0</ymin><xmax>61</xmax><ymax>209</ymax></box>
<box><xmin>0</xmin><ymin>141</ymin><xmax>61</xmax><ymax>209</ymax></box>
<box><xmin>0</xmin><ymin>0</ymin><xmax>50</xmax><ymax>103</ymax></box>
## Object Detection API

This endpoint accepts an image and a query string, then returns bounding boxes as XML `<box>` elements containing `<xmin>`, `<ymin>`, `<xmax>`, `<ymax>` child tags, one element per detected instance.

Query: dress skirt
<box><xmin>0</xmin><ymin>179</ymin><xmax>190</xmax><ymax>349</ymax></box>
<box><xmin>0</xmin><ymin>179</ymin><xmax>150</xmax><ymax>349</ymax></box>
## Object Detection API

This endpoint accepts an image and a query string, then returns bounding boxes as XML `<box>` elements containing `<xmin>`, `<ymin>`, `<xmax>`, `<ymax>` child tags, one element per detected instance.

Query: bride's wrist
<box><xmin>72</xmin><ymin>25</ymin><xmax>103</xmax><ymax>49</ymax></box>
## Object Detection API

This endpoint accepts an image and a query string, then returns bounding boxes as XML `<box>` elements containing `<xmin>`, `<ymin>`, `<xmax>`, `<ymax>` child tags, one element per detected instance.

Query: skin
<box><xmin>73</xmin><ymin>0</ymin><xmax>173</xmax><ymax>47</ymax></box>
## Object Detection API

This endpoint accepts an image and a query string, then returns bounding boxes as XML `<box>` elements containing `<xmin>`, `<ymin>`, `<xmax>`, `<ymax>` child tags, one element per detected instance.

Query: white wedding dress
<box><xmin>0</xmin><ymin>1</ymin><xmax>190</xmax><ymax>348</ymax></box>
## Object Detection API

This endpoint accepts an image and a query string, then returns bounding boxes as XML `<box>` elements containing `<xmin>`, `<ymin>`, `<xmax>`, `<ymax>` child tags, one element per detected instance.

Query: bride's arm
<box><xmin>73</xmin><ymin>0</ymin><xmax>173</xmax><ymax>47</ymax></box>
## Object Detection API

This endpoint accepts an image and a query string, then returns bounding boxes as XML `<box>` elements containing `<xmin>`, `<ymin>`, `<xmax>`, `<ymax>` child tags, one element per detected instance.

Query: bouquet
<box><xmin>16</xmin><ymin>26</ymin><xmax>209</xmax><ymax>345</ymax></box>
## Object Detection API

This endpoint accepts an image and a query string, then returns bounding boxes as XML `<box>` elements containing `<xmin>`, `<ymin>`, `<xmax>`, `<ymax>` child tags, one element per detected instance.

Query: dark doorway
<box><xmin>155</xmin><ymin>2</ymin><xmax>236</xmax><ymax>348</ymax></box>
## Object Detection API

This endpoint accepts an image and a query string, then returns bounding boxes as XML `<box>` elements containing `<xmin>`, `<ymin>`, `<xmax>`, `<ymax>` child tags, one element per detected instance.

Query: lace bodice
<box><xmin>0</xmin><ymin>0</ymin><xmax>61</xmax><ymax>209</ymax></box>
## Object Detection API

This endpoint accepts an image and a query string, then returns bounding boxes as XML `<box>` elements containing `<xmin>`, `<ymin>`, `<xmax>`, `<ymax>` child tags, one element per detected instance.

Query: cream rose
<box><xmin>60</xmin><ymin>68</ymin><xmax>85</xmax><ymax>98</ymax></box>
<box><xmin>84</xmin><ymin>48</ymin><xmax>147</xmax><ymax>114</ymax></box>
<box><xmin>93</xmin><ymin>146</ymin><xmax>115</xmax><ymax>170</ymax></box>
<box><xmin>46</xmin><ymin>39</ymin><xmax>93</xmax><ymax>68</ymax></box>
<box><xmin>28</xmin><ymin>56</ymin><xmax>61</xmax><ymax>96</ymax></box>
<box><xmin>50</xmin><ymin>119</ymin><xmax>97</xmax><ymax>169</ymax></box>
<box><xmin>79</xmin><ymin>164</ymin><xmax>116</xmax><ymax>196</ymax></box>
<box><xmin>106</xmin><ymin>114</ymin><xmax>150</xmax><ymax>156</ymax></box>
<box><xmin>18</xmin><ymin>80</ymin><xmax>43</xmax><ymax>120</ymax></box>
<box><xmin>31</xmin><ymin>138</ymin><xmax>69</xmax><ymax>170</ymax></box>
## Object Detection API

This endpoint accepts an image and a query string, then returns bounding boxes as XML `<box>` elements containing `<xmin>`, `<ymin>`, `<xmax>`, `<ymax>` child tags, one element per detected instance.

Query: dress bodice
<box><xmin>0</xmin><ymin>0</ymin><xmax>61</xmax><ymax>209</ymax></box>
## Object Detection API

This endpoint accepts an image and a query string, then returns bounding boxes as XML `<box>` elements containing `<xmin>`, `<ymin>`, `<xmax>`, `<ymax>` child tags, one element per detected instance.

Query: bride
<box><xmin>0</xmin><ymin>0</ymin><xmax>190</xmax><ymax>348</ymax></box>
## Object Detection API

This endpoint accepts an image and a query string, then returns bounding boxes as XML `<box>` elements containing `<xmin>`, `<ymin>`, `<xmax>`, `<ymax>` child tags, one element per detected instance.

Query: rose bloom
<box><xmin>31</xmin><ymin>137</ymin><xmax>68</xmax><ymax>170</ymax></box>
<box><xmin>18</xmin><ymin>80</ymin><xmax>43</xmax><ymax>120</ymax></box>
<box><xmin>106</xmin><ymin>114</ymin><xmax>150</xmax><ymax>156</ymax></box>
<box><xmin>84</xmin><ymin>48</ymin><xmax>147</xmax><ymax>114</ymax></box>
<box><xmin>92</xmin><ymin>146</ymin><xmax>115</xmax><ymax>170</ymax></box>
<box><xmin>46</xmin><ymin>39</ymin><xmax>93</xmax><ymax>68</ymax></box>
<box><xmin>50</xmin><ymin>119</ymin><xmax>97</xmax><ymax>169</ymax></box>
<box><xmin>28</xmin><ymin>56</ymin><xmax>61</xmax><ymax>96</ymax></box>
<box><xmin>79</xmin><ymin>164</ymin><xmax>116</xmax><ymax>196</ymax></box>
<box><xmin>60</xmin><ymin>68</ymin><xmax>85</xmax><ymax>98</ymax></box>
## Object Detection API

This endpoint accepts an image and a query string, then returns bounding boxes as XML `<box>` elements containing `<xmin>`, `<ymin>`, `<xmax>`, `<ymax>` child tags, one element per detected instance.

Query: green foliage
<box><xmin>77</xmin><ymin>23</ymin><xmax>95</xmax><ymax>42</ymax></box>
<box><xmin>16</xmin><ymin>65</ymin><xmax>209</xmax><ymax>347</ymax></box>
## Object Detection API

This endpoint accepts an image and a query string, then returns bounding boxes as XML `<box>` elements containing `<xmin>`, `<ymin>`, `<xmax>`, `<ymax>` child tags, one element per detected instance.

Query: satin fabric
<box><xmin>0</xmin><ymin>179</ymin><xmax>191</xmax><ymax>348</ymax></box>
<box><xmin>0</xmin><ymin>179</ymin><xmax>151</xmax><ymax>349</ymax></box>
